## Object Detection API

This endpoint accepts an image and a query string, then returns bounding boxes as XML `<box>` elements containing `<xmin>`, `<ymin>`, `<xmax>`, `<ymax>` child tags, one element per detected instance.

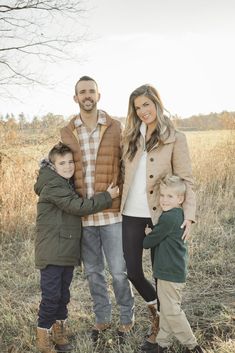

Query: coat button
<box><xmin>150</xmin><ymin>158</ymin><xmax>154</xmax><ymax>162</ymax></box>
<box><xmin>149</xmin><ymin>175</ymin><xmax>153</xmax><ymax>178</ymax></box>
<box><xmin>153</xmin><ymin>207</ymin><xmax>156</xmax><ymax>211</ymax></box>
<box><xmin>150</xmin><ymin>190</ymin><xmax>153</xmax><ymax>194</ymax></box>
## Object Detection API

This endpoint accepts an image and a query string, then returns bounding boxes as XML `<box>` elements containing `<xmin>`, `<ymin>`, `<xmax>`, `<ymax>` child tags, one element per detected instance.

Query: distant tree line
<box><xmin>0</xmin><ymin>112</ymin><xmax>66</xmax><ymax>131</ymax></box>
<box><xmin>171</xmin><ymin>111</ymin><xmax>235</xmax><ymax>130</ymax></box>
<box><xmin>0</xmin><ymin>111</ymin><xmax>235</xmax><ymax>133</ymax></box>
<box><xmin>0</xmin><ymin>112</ymin><xmax>67</xmax><ymax>145</ymax></box>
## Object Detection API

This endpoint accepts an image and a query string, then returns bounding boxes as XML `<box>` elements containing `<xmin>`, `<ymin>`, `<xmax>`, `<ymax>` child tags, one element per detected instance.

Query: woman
<box><xmin>121</xmin><ymin>84</ymin><xmax>196</xmax><ymax>350</ymax></box>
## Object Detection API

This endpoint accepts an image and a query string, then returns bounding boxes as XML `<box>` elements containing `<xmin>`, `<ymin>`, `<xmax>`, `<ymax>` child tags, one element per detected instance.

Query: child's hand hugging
<box><xmin>145</xmin><ymin>224</ymin><xmax>152</xmax><ymax>236</ymax></box>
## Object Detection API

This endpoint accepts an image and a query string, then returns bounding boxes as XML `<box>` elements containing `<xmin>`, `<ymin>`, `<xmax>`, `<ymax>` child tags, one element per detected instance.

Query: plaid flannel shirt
<box><xmin>74</xmin><ymin>110</ymin><xmax>122</xmax><ymax>226</ymax></box>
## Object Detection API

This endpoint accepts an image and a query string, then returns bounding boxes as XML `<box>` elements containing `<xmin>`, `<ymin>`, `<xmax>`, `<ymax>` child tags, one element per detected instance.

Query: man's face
<box><xmin>74</xmin><ymin>80</ymin><xmax>100</xmax><ymax>112</ymax></box>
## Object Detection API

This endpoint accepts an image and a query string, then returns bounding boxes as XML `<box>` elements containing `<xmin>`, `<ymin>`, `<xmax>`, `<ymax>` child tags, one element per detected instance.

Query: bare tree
<box><xmin>0</xmin><ymin>0</ymin><xmax>86</xmax><ymax>95</ymax></box>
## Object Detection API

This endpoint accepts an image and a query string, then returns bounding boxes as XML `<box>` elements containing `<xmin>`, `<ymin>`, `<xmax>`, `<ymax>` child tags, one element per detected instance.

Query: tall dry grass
<box><xmin>0</xmin><ymin>129</ymin><xmax>234</xmax><ymax>353</ymax></box>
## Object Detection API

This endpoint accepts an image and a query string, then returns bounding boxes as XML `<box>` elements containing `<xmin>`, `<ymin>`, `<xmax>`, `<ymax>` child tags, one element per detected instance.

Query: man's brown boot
<box><xmin>90</xmin><ymin>322</ymin><xmax>111</xmax><ymax>343</ymax></box>
<box><xmin>117</xmin><ymin>323</ymin><xmax>134</xmax><ymax>344</ymax></box>
<box><xmin>52</xmin><ymin>320</ymin><xmax>73</xmax><ymax>352</ymax></box>
<box><xmin>141</xmin><ymin>304</ymin><xmax>160</xmax><ymax>351</ymax></box>
<box><xmin>36</xmin><ymin>327</ymin><xmax>57</xmax><ymax>353</ymax></box>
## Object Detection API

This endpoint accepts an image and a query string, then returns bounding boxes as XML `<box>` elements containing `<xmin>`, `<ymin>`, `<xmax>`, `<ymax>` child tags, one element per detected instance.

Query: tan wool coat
<box><xmin>121</xmin><ymin>129</ymin><xmax>196</xmax><ymax>225</ymax></box>
<box><xmin>60</xmin><ymin>112</ymin><xmax>122</xmax><ymax>213</ymax></box>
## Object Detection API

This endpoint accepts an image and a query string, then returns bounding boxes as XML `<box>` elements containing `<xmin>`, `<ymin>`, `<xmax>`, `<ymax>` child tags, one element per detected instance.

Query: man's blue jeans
<box><xmin>81</xmin><ymin>222</ymin><xmax>134</xmax><ymax>325</ymax></box>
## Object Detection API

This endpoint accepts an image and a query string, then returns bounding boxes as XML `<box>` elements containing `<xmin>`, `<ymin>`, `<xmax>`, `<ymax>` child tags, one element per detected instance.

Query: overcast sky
<box><xmin>1</xmin><ymin>0</ymin><xmax>235</xmax><ymax>119</ymax></box>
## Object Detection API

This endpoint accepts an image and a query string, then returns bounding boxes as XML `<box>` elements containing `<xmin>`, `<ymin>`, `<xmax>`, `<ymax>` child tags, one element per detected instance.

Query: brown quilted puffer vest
<box><xmin>60</xmin><ymin>113</ymin><xmax>122</xmax><ymax>212</ymax></box>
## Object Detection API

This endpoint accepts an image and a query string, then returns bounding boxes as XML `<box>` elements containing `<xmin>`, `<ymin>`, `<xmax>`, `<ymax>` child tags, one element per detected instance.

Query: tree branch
<box><xmin>0</xmin><ymin>0</ymin><xmax>87</xmax><ymax>93</ymax></box>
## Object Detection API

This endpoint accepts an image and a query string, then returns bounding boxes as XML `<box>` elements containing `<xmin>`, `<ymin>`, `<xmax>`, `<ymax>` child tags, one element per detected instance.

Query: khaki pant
<box><xmin>156</xmin><ymin>279</ymin><xmax>198</xmax><ymax>349</ymax></box>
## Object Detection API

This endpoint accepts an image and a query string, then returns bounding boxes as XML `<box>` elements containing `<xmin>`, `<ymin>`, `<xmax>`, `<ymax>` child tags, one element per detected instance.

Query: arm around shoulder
<box><xmin>43</xmin><ymin>182</ymin><xmax>113</xmax><ymax>216</ymax></box>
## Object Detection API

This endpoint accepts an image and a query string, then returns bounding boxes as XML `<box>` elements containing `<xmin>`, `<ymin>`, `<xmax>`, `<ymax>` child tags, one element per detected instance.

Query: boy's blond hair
<box><xmin>160</xmin><ymin>175</ymin><xmax>186</xmax><ymax>196</ymax></box>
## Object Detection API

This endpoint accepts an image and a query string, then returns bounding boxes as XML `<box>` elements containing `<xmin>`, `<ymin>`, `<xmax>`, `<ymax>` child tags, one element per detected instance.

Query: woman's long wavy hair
<box><xmin>122</xmin><ymin>84</ymin><xmax>174</xmax><ymax>161</ymax></box>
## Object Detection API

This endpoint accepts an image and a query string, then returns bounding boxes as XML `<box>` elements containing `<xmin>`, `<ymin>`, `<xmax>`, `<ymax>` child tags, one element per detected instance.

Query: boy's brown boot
<box><xmin>52</xmin><ymin>320</ymin><xmax>73</xmax><ymax>352</ymax></box>
<box><xmin>141</xmin><ymin>304</ymin><xmax>160</xmax><ymax>351</ymax></box>
<box><xmin>36</xmin><ymin>327</ymin><xmax>57</xmax><ymax>353</ymax></box>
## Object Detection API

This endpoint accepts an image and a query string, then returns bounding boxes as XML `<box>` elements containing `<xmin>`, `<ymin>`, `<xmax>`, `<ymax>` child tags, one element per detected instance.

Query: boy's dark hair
<box><xmin>48</xmin><ymin>142</ymin><xmax>73</xmax><ymax>164</ymax></box>
<box><xmin>74</xmin><ymin>75</ymin><xmax>98</xmax><ymax>95</ymax></box>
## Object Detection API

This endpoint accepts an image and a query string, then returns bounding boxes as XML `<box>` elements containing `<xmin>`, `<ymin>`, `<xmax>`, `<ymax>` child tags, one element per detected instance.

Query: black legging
<box><xmin>122</xmin><ymin>215</ymin><xmax>159</xmax><ymax>308</ymax></box>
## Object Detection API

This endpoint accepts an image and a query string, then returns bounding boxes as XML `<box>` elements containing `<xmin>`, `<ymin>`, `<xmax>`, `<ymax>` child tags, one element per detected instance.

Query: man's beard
<box><xmin>79</xmin><ymin>99</ymin><xmax>97</xmax><ymax>112</ymax></box>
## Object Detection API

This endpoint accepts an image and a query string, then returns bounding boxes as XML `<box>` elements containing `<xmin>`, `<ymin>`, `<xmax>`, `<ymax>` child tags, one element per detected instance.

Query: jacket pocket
<box><xmin>35</xmin><ymin>227</ymin><xmax>54</xmax><ymax>262</ymax></box>
<box><xmin>58</xmin><ymin>227</ymin><xmax>81</xmax><ymax>260</ymax></box>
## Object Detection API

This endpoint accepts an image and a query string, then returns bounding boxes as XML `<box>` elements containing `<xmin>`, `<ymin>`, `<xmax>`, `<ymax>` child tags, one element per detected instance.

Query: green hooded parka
<box><xmin>34</xmin><ymin>165</ymin><xmax>112</xmax><ymax>269</ymax></box>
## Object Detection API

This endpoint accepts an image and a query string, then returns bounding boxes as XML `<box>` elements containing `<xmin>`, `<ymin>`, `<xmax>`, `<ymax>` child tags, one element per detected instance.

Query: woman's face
<box><xmin>134</xmin><ymin>95</ymin><xmax>157</xmax><ymax>127</ymax></box>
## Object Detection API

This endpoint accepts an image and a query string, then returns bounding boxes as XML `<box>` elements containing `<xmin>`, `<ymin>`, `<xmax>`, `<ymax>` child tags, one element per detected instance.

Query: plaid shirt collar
<box><xmin>74</xmin><ymin>110</ymin><xmax>107</xmax><ymax>128</ymax></box>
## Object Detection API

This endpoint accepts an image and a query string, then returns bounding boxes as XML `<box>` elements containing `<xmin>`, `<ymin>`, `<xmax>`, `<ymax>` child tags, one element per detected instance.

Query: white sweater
<box><xmin>122</xmin><ymin>123</ymin><xmax>151</xmax><ymax>218</ymax></box>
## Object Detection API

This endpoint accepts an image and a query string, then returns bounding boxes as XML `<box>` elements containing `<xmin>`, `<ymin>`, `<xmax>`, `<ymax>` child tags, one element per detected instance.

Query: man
<box><xmin>60</xmin><ymin>76</ymin><xmax>134</xmax><ymax>342</ymax></box>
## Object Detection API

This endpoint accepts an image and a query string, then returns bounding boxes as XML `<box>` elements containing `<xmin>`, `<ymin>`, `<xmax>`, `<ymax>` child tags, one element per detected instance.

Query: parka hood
<box><xmin>34</xmin><ymin>159</ymin><xmax>58</xmax><ymax>196</ymax></box>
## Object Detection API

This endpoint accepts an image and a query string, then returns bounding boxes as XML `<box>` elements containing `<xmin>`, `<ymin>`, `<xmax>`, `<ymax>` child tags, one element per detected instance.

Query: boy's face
<box><xmin>159</xmin><ymin>186</ymin><xmax>184</xmax><ymax>212</ymax></box>
<box><xmin>54</xmin><ymin>152</ymin><xmax>75</xmax><ymax>179</ymax></box>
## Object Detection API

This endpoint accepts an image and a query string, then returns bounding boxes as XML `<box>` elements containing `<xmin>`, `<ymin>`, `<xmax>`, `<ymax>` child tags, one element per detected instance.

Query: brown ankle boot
<box><xmin>90</xmin><ymin>322</ymin><xmax>111</xmax><ymax>343</ymax></box>
<box><xmin>36</xmin><ymin>327</ymin><xmax>57</xmax><ymax>353</ymax></box>
<box><xmin>52</xmin><ymin>320</ymin><xmax>73</xmax><ymax>352</ymax></box>
<box><xmin>141</xmin><ymin>304</ymin><xmax>160</xmax><ymax>351</ymax></box>
<box><xmin>117</xmin><ymin>323</ymin><xmax>134</xmax><ymax>344</ymax></box>
<box><xmin>145</xmin><ymin>304</ymin><xmax>160</xmax><ymax>343</ymax></box>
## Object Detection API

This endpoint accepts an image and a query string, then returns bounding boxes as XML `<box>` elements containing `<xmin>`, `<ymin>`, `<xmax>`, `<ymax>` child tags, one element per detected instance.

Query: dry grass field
<box><xmin>0</xmin><ymin>129</ymin><xmax>234</xmax><ymax>353</ymax></box>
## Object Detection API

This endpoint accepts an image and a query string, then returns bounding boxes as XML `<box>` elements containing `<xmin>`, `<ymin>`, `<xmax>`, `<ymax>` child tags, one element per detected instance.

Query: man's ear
<box><xmin>73</xmin><ymin>95</ymin><xmax>78</xmax><ymax>103</ymax></box>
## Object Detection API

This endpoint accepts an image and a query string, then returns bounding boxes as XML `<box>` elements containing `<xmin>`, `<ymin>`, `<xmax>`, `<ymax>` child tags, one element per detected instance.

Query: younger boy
<box><xmin>143</xmin><ymin>175</ymin><xmax>203</xmax><ymax>353</ymax></box>
<box><xmin>34</xmin><ymin>142</ymin><xmax>119</xmax><ymax>353</ymax></box>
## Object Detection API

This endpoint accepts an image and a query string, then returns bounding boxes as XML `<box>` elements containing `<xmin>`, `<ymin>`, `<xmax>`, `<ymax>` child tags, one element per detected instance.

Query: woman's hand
<box><xmin>181</xmin><ymin>219</ymin><xmax>192</xmax><ymax>241</ymax></box>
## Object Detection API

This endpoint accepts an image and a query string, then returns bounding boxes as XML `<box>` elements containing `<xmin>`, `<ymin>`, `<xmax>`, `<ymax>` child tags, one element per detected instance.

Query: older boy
<box><xmin>34</xmin><ymin>142</ymin><xmax>119</xmax><ymax>353</ymax></box>
<box><xmin>142</xmin><ymin>175</ymin><xmax>203</xmax><ymax>353</ymax></box>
